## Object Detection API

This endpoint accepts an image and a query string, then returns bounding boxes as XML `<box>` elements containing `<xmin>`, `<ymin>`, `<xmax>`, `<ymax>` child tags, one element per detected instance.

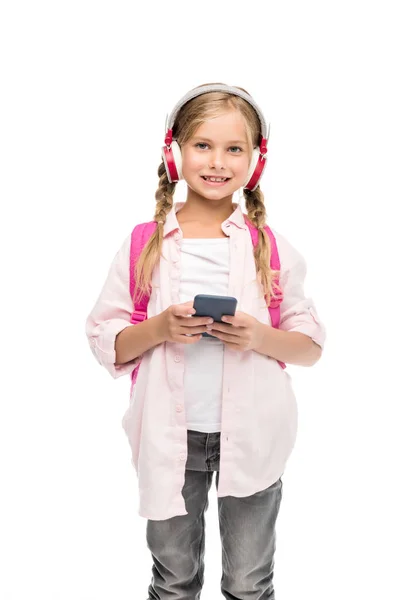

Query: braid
<box><xmin>243</xmin><ymin>186</ymin><xmax>282</xmax><ymax>307</ymax></box>
<box><xmin>132</xmin><ymin>162</ymin><xmax>176</xmax><ymax>306</ymax></box>
<box><xmin>154</xmin><ymin>161</ymin><xmax>176</xmax><ymax>224</ymax></box>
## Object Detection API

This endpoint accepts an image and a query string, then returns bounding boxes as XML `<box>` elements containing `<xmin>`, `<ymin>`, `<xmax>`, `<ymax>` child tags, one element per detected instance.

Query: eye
<box><xmin>195</xmin><ymin>142</ymin><xmax>209</xmax><ymax>150</ymax></box>
<box><xmin>229</xmin><ymin>146</ymin><xmax>243</xmax><ymax>153</ymax></box>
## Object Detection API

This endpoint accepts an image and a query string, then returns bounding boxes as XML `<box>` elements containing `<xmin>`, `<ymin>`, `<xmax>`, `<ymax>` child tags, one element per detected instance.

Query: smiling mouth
<box><xmin>201</xmin><ymin>176</ymin><xmax>230</xmax><ymax>182</ymax></box>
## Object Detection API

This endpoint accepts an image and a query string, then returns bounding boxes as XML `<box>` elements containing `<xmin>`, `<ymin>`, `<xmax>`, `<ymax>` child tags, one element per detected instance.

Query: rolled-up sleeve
<box><xmin>85</xmin><ymin>234</ymin><xmax>143</xmax><ymax>379</ymax></box>
<box><xmin>275</xmin><ymin>231</ymin><xmax>326</xmax><ymax>350</ymax></box>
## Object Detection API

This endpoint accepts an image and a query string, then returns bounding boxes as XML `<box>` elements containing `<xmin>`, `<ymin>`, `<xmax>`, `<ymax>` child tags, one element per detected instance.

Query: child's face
<box><xmin>181</xmin><ymin>109</ymin><xmax>252</xmax><ymax>203</ymax></box>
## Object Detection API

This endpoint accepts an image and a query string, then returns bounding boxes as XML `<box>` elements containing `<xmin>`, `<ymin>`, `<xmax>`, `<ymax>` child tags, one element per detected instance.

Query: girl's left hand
<box><xmin>208</xmin><ymin>311</ymin><xmax>264</xmax><ymax>352</ymax></box>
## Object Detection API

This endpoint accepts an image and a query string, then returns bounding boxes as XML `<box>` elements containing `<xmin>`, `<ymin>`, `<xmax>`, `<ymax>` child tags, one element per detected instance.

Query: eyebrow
<box><xmin>192</xmin><ymin>136</ymin><xmax>248</xmax><ymax>145</ymax></box>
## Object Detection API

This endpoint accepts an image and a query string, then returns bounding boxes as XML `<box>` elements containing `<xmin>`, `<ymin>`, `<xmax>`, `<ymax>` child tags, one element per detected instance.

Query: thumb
<box><xmin>183</xmin><ymin>300</ymin><xmax>196</xmax><ymax>316</ymax></box>
<box><xmin>172</xmin><ymin>301</ymin><xmax>195</xmax><ymax>317</ymax></box>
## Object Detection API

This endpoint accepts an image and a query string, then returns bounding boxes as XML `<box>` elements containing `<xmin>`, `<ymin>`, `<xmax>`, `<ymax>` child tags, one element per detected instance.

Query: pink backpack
<box><xmin>128</xmin><ymin>216</ymin><xmax>285</xmax><ymax>390</ymax></box>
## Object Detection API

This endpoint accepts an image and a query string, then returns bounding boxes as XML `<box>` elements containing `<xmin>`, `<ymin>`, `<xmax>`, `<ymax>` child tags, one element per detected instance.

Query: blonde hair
<box><xmin>133</xmin><ymin>83</ymin><xmax>282</xmax><ymax>308</ymax></box>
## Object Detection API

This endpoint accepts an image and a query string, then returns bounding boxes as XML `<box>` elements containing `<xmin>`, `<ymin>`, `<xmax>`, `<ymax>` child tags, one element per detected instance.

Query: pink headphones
<box><xmin>161</xmin><ymin>84</ymin><xmax>270</xmax><ymax>192</ymax></box>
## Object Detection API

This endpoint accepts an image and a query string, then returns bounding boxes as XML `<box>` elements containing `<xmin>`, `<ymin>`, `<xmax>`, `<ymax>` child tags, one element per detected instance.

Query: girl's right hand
<box><xmin>158</xmin><ymin>301</ymin><xmax>214</xmax><ymax>344</ymax></box>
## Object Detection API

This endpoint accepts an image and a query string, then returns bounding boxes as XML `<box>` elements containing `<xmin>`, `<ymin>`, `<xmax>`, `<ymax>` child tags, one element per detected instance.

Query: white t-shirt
<box><xmin>179</xmin><ymin>237</ymin><xmax>230</xmax><ymax>433</ymax></box>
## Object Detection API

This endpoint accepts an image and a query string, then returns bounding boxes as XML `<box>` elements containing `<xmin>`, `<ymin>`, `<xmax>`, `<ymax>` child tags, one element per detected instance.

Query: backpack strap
<box><xmin>129</xmin><ymin>221</ymin><xmax>158</xmax><ymax>325</ymax></box>
<box><xmin>128</xmin><ymin>221</ymin><xmax>158</xmax><ymax>391</ymax></box>
<box><xmin>244</xmin><ymin>215</ymin><xmax>285</xmax><ymax>370</ymax></box>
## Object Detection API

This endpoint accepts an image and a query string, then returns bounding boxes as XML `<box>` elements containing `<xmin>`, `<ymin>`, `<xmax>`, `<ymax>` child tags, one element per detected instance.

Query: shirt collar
<box><xmin>162</xmin><ymin>201</ymin><xmax>248</xmax><ymax>238</ymax></box>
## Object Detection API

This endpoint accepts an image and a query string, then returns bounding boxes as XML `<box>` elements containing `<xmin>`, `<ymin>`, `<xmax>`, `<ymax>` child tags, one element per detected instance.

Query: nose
<box><xmin>208</xmin><ymin>148</ymin><xmax>225</xmax><ymax>170</ymax></box>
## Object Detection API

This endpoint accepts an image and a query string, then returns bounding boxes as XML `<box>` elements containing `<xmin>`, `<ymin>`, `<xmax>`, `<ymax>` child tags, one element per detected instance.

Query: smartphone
<box><xmin>193</xmin><ymin>294</ymin><xmax>237</xmax><ymax>338</ymax></box>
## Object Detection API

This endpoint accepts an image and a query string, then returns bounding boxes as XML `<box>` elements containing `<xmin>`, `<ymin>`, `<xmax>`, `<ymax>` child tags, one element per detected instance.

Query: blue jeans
<box><xmin>146</xmin><ymin>430</ymin><xmax>283</xmax><ymax>599</ymax></box>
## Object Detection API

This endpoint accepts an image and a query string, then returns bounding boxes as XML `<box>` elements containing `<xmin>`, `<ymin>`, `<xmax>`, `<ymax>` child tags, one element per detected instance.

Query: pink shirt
<box><xmin>86</xmin><ymin>202</ymin><xmax>326</xmax><ymax>520</ymax></box>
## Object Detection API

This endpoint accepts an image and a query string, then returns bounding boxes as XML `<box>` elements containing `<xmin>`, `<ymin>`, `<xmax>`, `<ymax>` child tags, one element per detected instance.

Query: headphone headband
<box><xmin>165</xmin><ymin>84</ymin><xmax>269</xmax><ymax>141</ymax></box>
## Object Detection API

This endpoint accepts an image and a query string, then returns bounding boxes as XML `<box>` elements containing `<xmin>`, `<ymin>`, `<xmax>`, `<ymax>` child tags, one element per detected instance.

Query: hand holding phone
<box><xmin>193</xmin><ymin>294</ymin><xmax>237</xmax><ymax>338</ymax></box>
<box><xmin>160</xmin><ymin>300</ymin><xmax>216</xmax><ymax>344</ymax></box>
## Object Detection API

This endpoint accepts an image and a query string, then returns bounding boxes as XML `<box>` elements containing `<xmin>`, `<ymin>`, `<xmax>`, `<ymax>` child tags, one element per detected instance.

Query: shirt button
<box><xmin>176</xmin><ymin>404</ymin><xmax>183</xmax><ymax>412</ymax></box>
<box><xmin>179</xmin><ymin>453</ymin><xmax>186</xmax><ymax>461</ymax></box>
<box><xmin>174</xmin><ymin>355</ymin><xmax>180</xmax><ymax>362</ymax></box>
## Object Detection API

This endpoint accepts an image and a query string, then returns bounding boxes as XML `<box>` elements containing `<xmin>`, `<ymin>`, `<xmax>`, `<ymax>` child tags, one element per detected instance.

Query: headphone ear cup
<box><xmin>162</xmin><ymin>140</ymin><xmax>182</xmax><ymax>183</ymax></box>
<box><xmin>243</xmin><ymin>147</ymin><xmax>267</xmax><ymax>191</ymax></box>
<box><xmin>245</xmin><ymin>148</ymin><xmax>260</xmax><ymax>184</ymax></box>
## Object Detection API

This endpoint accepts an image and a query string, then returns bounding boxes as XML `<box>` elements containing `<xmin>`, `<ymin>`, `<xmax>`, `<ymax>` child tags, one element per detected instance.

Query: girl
<box><xmin>86</xmin><ymin>83</ymin><xmax>326</xmax><ymax>600</ymax></box>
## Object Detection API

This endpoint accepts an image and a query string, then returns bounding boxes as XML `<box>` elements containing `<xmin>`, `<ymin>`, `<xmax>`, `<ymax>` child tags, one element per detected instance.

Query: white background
<box><xmin>1</xmin><ymin>1</ymin><xmax>399</xmax><ymax>598</ymax></box>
